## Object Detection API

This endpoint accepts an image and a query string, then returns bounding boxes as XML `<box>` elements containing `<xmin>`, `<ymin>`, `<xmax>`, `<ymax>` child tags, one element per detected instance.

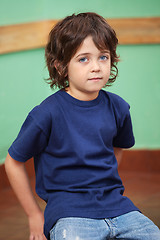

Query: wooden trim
<box><xmin>108</xmin><ymin>17</ymin><xmax>160</xmax><ymax>45</ymax></box>
<box><xmin>0</xmin><ymin>17</ymin><xmax>160</xmax><ymax>54</ymax></box>
<box><xmin>119</xmin><ymin>149</ymin><xmax>160</xmax><ymax>172</ymax></box>
<box><xmin>0</xmin><ymin>20</ymin><xmax>57</xmax><ymax>54</ymax></box>
<box><xmin>1</xmin><ymin>150</ymin><xmax>160</xmax><ymax>191</ymax></box>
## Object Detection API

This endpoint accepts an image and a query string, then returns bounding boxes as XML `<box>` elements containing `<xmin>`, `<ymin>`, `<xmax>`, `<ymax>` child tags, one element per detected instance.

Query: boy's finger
<box><xmin>29</xmin><ymin>234</ymin><xmax>34</xmax><ymax>240</ymax></box>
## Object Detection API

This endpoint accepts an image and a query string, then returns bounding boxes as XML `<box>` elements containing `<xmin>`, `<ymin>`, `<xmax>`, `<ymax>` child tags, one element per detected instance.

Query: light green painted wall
<box><xmin>45</xmin><ymin>0</ymin><xmax>160</xmax><ymax>19</ymax></box>
<box><xmin>0</xmin><ymin>0</ymin><xmax>160</xmax><ymax>25</ymax></box>
<box><xmin>112</xmin><ymin>44</ymin><xmax>160</xmax><ymax>149</ymax></box>
<box><xmin>0</xmin><ymin>0</ymin><xmax>160</xmax><ymax>163</ymax></box>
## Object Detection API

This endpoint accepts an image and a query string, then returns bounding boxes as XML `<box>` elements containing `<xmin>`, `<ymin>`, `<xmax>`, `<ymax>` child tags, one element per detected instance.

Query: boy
<box><xmin>5</xmin><ymin>12</ymin><xmax>160</xmax><ymax>240</ymax></box>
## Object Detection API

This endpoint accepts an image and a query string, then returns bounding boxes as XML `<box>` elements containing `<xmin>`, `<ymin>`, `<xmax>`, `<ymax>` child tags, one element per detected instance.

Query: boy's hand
<box><xmin>29</xmin><ymin>211</ymin><xmax>47</xmax><ymax>240</ymax></box>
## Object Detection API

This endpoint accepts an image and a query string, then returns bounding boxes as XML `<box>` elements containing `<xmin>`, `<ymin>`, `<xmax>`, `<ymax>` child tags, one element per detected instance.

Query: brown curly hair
<box><xmin>45</xmin><ymin>12</ymin><xmax>119</xmax><ymax>89</ymax></box>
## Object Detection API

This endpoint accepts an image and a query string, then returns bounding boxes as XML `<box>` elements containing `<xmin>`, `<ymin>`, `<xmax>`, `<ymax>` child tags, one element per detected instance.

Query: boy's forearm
<box><xmin>5</xmin><ymin>153</ymin><xmax>41</xmax><ymax>217</ymax></box>
<box><xmin>5</xmin><ymin>153</ymin><xmax>46</xmax><ymax>239</ymax></box>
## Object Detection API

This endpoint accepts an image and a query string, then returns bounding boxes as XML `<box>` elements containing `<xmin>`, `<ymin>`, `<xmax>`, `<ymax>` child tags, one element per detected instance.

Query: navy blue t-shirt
<box><xmin>8</xmin><ymin>90</ymin><xmax>139</xmax><ymax>238</ymax></box>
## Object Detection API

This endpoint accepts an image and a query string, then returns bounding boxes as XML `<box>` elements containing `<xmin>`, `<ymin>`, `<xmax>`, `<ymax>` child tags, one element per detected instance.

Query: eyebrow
<box><xmin>75</xmin><ymin>51</ymin><xmax>110</xmax><ymax>59</ymax></box>
<box><xmin>75</xmin><ymin>53</ymin><xmax>90</xmax><ymax>59</ymax></box>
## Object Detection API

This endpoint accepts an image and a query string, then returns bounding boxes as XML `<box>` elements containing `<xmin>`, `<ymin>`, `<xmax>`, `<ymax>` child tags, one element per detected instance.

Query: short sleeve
<box><xmin>113</xmin><ymin>111</ymin><xmax>135</xmax><ymax>148</ymax></box>
<box><xmin>8</xmin><ymin>109</ymin><xmax>50</xmax><ymax>162</ymax></box>
<box><xmin>107</xmin><ymin>91</ymin><xmax>135</xmax><ymax>149</ymax></box>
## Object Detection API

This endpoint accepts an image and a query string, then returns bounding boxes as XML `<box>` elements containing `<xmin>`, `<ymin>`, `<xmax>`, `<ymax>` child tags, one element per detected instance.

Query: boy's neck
<box><xmin>65</xmin><ymin>87</ymin><xmax>100</xmax><ymax>101</ymax></box>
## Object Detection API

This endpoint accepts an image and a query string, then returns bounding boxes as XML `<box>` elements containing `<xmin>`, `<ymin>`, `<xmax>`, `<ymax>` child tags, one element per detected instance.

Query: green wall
<box><xmin>1</xmin><ymin>0</ymin><xmax>160</xmax><ymax>25</ymax></box>
<box><xmin>0</xmin><ymin>0</ymin><xmax>160</xmax><ymax>164</ymax></box>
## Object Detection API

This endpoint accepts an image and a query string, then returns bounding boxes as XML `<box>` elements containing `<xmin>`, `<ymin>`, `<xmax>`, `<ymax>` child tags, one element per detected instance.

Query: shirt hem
<box><xmin>44</xmin><ymin>206</ymin><xmax>139</xmax><ymax>238</ymax></box>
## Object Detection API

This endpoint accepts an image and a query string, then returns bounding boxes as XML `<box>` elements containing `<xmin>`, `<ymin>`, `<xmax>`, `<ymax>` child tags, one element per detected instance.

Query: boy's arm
<box><xmin>5</xmin><ymin>153</ymin><xmax>46</xmax><ymax>240</ymax></box>
<box><xmin>114</xmin><ymin>147</ymin><xmax>123</xmax><ymax>166</ymax></box>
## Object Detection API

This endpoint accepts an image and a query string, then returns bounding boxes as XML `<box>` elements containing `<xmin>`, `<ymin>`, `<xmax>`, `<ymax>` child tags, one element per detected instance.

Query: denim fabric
<box><xmin>50</xmin><ymin>211</ymin><xmax>160</xmax><ymax>240</ymax></box>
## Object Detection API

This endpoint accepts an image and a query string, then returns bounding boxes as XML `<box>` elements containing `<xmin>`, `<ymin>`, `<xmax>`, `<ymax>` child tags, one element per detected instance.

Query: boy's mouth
<box><xmin>88</xmin><ymin>77</ymin><xmax>102</xmax><ymax>81</ymax></box>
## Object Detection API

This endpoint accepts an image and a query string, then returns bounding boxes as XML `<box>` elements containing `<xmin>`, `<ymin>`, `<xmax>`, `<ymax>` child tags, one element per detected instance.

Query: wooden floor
<box><xmin>0</xmin><ymin>170</ymin><xmax>160</xmax><ymax>240</ymax></box>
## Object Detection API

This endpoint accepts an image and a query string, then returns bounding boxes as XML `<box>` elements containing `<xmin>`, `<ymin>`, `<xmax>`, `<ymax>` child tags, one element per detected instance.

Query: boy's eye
<box><xmin>100</xmin><ymin>55</ymin><xmax>108</xmax><ymax>61</ymax></box>
<box><xmin>79</xmin><ymin>57</ymin><xmax>88</xmax><ymax>63</ymax></box>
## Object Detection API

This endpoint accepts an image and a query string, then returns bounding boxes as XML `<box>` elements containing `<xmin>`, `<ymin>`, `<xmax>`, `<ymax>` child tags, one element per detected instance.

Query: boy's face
<box><xmin>67</xmin><ymin>36</ymin><xmax>111</xmax><ymax>100</ymax></box>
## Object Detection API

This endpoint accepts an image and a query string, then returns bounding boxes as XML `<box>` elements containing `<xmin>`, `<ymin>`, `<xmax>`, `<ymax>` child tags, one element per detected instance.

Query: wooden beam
<box><xmin>0</xmin><ymin>20</ymin><xmax>57</xmax><ymax>54</ymax></box>
<box><xmin>108</xmin><ymin>17</ymin><xmax>160</xmax><ymax>45</ymax></box>
<box><xmin>0</xmin><ymin>17</ymin><xmax>160</xmax><ymax>54</ymax></box>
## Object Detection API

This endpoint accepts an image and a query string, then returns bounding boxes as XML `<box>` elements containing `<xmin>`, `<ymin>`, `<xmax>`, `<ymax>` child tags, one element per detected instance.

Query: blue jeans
<box><xmin>50</xmin><ymin>211</ymin><xmax>160</xmax><ymax>240</ymax></box>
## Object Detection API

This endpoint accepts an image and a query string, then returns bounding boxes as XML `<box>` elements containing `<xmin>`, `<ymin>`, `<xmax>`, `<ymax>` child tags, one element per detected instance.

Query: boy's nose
<box><xmin>91</xmin><ymin>60</ymin><xmax>100</xmax><ymax>72</ymax></box>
